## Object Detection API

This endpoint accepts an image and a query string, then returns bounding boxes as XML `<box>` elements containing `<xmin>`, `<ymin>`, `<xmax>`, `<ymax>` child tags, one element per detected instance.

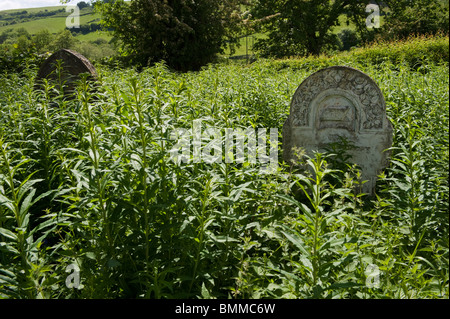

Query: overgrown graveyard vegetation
<box><xmin>0</xmin><ymin>34</ymin><xmax>448</xmax><ymax>299</ymax></box>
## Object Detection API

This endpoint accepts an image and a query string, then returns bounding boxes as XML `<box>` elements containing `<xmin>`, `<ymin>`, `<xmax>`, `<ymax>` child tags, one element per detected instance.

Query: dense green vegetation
<box><xmin>92</xmin><ymin>0</ymin><xmax>449</xmax><ymax>70</ymax></box>
<box><xmin>0</xmin><ymin>35</ymin><xmax>448</xmax><ymax>299</ymax></box>
<box><xmin>1</xmin><ymin>0</ymin><xmax>448</xmax><ymax>70</ymax></box>
<box><xmin>248</xmin><ymin>0</ymin><xmax>448</xmax><ymax>58</ymax></box>
<box><xmin>95</xmin><ymin>0</ymin><xmax>244</xmax><ymax>71</ymax></box>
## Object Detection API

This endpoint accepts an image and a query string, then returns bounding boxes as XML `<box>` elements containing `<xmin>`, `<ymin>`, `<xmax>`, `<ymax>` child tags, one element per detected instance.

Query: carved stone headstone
<box><xmin>283</xmin><ymin>66</ymin><xmax>393</xmax><ymax>194</ymax></box>
<box><xmin>35</xmin><ymin>49</ymin><xmax>98</xmax><ymax>95</ymax></box>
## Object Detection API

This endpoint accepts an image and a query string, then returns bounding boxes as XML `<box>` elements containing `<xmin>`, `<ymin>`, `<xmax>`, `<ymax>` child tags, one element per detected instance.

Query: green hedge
<box><xmin>269</xmin><ymin>34</ymin><xmax>449</xmax><ymax>71</ymax></box>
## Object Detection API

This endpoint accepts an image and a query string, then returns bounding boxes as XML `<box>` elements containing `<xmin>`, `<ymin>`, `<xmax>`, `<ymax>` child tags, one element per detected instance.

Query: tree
<box><xmin>377</xmin><ymin>0</ymin><xmax>449</xmax><ymax>40</ymax></box>
<box><xmin>16</xmin><ymin>27</ymin><xmax>31</xmax><ymax>39</ymax></box>
<box><xmin>33</xmin><ymin>30</ymin><xmax>53</xmax><ymax>53</ymax></box>
<box><xmin>249</xmin><ymin>0</ymin><xmax>449</xmax><ymax>58</ymax></box>
<box><xmin>93</xmin><ymin>0</ymin><xmax>245</xmax><ymax>71</ymax></box>
<box><xmin>50</xmin><ymin>29</ymin><xmax>79</xmax><ymax>51</ymax></box>
<box><xmin>249</xmin><ymin>0</ymin><xmax>369</xmax><ymax>58</ymax></box>
<box><xmin>77</xmin><ymin>1</ymin><xmax>91</xmax><ymax>9</ymax></box>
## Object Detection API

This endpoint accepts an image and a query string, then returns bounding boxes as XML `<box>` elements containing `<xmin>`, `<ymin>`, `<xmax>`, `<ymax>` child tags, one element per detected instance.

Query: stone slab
<box><xmin>34</xmin><ymin>49</ymin><xmax>98</xmax><ymax>95</ymax></box>
<box><xmin>283</xmin><ymin>66</ymin><xmax>393</xmax><ymax>194</ymax></box>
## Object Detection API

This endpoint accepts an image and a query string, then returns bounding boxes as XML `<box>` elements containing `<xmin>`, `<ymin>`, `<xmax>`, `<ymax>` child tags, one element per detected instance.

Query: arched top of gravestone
<box><xmin>288</xmin><ymin>66</ymin><xmax>387</xmax><ymax>131</ymax></box>
<box><xmin>35</xmin><ymin>49</ymin><xmax>98</xmax><ymax>85</ymax></box>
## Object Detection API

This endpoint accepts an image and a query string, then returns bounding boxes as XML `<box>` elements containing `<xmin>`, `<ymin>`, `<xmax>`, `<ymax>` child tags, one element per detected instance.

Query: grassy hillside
<box><xmin>0</xmin><ymin>6</ymin><xmax>66</xmax><ymax>15</ymax></box>
<box><xmin>0</xmin><ymin>5</ymin><xmax>108</xmax><ymax>41</ymax></box>
<box><xmin>0</xmin><ymin>5</ymin><xmax>115</xmax><ymax>62</ymax></box>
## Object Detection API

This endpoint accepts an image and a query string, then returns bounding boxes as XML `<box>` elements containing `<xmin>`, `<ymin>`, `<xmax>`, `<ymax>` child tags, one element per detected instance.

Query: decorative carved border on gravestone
<box><xmin>34</xmin><ymin>49</ymin><xmax>98</xmax><ymax>96</ymax></box>
<box><xmin>289</xmin><ymin>66</ymin><xmax>385</xmax><ymax>129</ymax></box>
<box><xmin>283</xmin><ymin>66</ymin><xmax>393</xmax><ymax>195</ymax></box>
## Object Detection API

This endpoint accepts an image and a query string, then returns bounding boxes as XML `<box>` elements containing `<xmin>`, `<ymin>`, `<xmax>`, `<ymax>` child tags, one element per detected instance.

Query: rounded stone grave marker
<box><xmin>35</xmin><ymin>49</ymin><xmax>98</xmax><ymax>96</ymax></box>
<box><xmin>282</xmin><ymin>66</ymin><xmax>393</xmax><ymax>194</ymax></box>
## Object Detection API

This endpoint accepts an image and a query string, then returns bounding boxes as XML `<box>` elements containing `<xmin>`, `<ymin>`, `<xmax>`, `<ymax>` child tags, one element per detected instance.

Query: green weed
<box><xmin>0</xmin><ymin>49</ymin><xmax>448</xmax><ymax>299</ymax></box>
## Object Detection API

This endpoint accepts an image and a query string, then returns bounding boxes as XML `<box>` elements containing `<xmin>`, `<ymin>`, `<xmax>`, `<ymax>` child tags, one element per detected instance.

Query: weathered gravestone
<box><xmin>35</xmin><ymin>49</ymin><xmax>98</xmax><ymax>96</ymax></box>
<box><xmin>283</xmin><ymin>66</ymin><xmax>393</xmax><ymax>194</ymax></box>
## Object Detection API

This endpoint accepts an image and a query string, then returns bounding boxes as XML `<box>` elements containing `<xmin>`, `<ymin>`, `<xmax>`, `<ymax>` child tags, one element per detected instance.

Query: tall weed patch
<box><xmin>0</xmin><ymin>54</ymin><xmax>448</xmax><ymax>298</ymax></box>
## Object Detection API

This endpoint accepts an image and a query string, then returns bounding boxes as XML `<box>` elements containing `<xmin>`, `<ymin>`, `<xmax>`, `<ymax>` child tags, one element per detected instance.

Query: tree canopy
<box><xmin>248</xmin><ymin>0</ymin><xmax>369</xmax><ymax>57</ymax></box>
<box><xmin>379</xmin><ymin>0</ymin><xmax>449</xmax><ymax>41</ymax></box>
<box><xmin>248</xmin><ymin>0</ymin><xmax>448</xmax><ymax>58</ymax></box>
<box><xmin>94</xmin><ymin>0</ymin><xmax>245</xmax><ymax>71</ymax></box>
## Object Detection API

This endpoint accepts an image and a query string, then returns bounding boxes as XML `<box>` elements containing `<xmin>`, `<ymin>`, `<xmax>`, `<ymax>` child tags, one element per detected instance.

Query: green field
<box><xmin>0</xmin><ymin>6</ymin><xmax>106</xmax><ymax>41</ymax></box>
<box><xmin>75</xmin><ymin>30</ymin><xmax>112</xmax><ymax>42</ymax></box>
<box><xmin>0</xmin><ymin>35</ymin><xmax>448</xmax><ymax>299</ymax></box>
<box><xmin>0</xmin><ymin>5</ymin><xmax>115</xmax><ymax>61</ymax></box>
